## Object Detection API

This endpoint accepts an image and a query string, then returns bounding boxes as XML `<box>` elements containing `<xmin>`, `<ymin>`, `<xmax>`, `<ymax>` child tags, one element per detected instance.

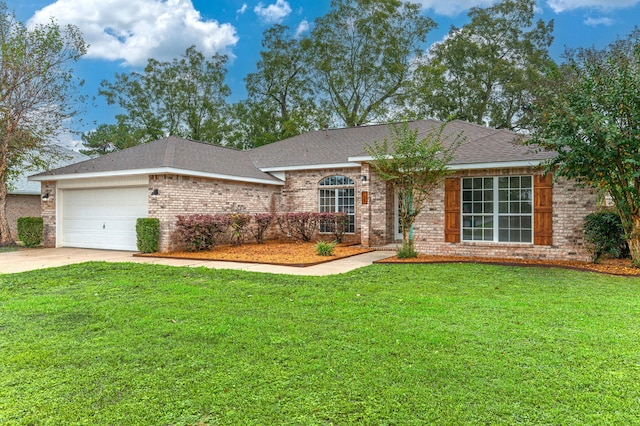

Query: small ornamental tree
<box><xmin>530</xmin><ymin>29</ymin><xmax>640</xmax><ymax>265</ymax></box>
<box><xmin>365</xmin><ymin>122</ymin><xmax>462</xmax><ymax>256</ymax></box>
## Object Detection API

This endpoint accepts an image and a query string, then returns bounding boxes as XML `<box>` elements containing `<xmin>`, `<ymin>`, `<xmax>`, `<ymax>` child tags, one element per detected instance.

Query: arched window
<box><xmin>319</xmin><ymin>175</ymin><xmax>355</xmax><ymax>233</ymax></box>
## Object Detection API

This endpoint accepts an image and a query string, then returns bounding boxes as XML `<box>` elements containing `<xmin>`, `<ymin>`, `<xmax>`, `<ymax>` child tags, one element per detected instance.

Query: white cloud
<box><xmin>294</xmin><ymin>20</ymin><xmax>309</xmax><ymax>38</ymax></box>
<box><xmin>27</xmin><ymin>0</ymin><xmax>239</xmax><ymax>67</ymax></box>
<box><xmin>237</xmin><ymin>4</ymin><xmax>248</xmax><ymax>15</ymax></box>
<box><xmin>254</xmin><ymin>0</ymin><xmax>292</xmax><ymax>24</ymax></box>
<box><xmin>584</xmin><ymin>16</ymin><xmax>615</xmax><ymax>26</ymax></box>
<box><xmin>547</xmin><ymin>0</ymin><xmax>640</xmax><ymax>13</ymax></box>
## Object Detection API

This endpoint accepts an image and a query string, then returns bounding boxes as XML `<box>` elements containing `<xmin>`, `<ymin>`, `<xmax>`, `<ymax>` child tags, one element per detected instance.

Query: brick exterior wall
<box><xmin>41</xmin><ymin>181</ymin><xmax>57</xmax><ymax>248</ymax></box>
<box><xmin>39</xmin><ymin>167</ymin><xmax>597</xmax><ymax>261</ymax></box>
<box><xmin>148</xmin><ymin>174</ymin><xmax>281</xmax><ymax>251</ymax></box>
<box><xmin>6</xmin><ymin>194</ymin><xmax>41</xmax><ymax>241</ymax></box>
<box><xmin>279</xmin><ymin>168</ymin><xmax>363</xmax><ymax>244</ymax></box>
<box><xmin>363</xmin><ymin>167</ymin><xmax>598</xmax><ymax>261</ymax></box>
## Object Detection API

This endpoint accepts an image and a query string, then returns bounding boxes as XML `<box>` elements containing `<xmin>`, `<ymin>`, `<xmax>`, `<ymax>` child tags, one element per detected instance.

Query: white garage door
<box><xmin>61</xmin><ymin>187</ymin><xmax>148</xmax><ymax>251</ymax></box>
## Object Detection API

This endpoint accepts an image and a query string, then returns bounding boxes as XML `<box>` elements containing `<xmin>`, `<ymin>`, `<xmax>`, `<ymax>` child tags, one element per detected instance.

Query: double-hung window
<box><xmin>461</xmin><ymin>176</ymin><xmax>533</xmax><ymax>243</ymax></box>
<box><xmin>318</xmin><ymin>176</ymin><xmax>355</xmax><ymax>233</ymax></box>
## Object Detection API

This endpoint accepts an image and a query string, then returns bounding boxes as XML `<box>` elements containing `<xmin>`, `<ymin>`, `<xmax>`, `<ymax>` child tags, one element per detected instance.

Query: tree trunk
<box><xmin>0</xmin><ymin>179</ymin><xmax>11</xmax><ymax>246</ymax></box>
<box><xmin>628</xmin><ymin>215</ymin><xmax>640</xmax><ymax>267</ymax></box>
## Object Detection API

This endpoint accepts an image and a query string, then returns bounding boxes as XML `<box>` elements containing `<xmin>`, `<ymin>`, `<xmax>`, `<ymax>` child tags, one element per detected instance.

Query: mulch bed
<box><xmin>136</xmin><ymin>240</ymin><xmax>374</xmax><ymax>267</ymax></box>
<box><xmin>377</xmin><ymin>254</ymin><xmax>640</xmax><ymax>277</ymax></box>
<box><xmin>137</xmin><ymin>240</ymin><xmax>640</xmax><ymax>276</ymax></box>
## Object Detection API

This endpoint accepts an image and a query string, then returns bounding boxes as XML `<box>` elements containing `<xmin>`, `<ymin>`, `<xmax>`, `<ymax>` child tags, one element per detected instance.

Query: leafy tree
<box><xmin>408</xmin><ymin>0</ymin><xmax>554</xmax><ymax>131</ymax></box>
<box><xmin>81</xmin><ymin>122</ymin><xmax>142</xmax><ymax>156</ymax></box>
<box><xmin>302</xmin><ymin>0</ymin><xmax>435</xmax><ymax>127</ymax></box>
<box><xmin>530</xmin><ymin>29</ymin><xmax>640</xmax><ymax>264</ymax></box>
<box><xmin>227</xmin><ymin>25</ymin><xmax>327</xmax><ymax>149</ymax></box>
<box><xmin>0</xmin><ymin>3</ymin><xmax>86</xmax><ymax>245</ymax></box>
<box><xmin>365</xmin><ymin>122</ymin><xmax>461</xmax><ymax>256</ymax></box>
<box><xmin>98</xmin><ymin>46</ymin><xmax>230</xmax><ymax>146</ymax></box>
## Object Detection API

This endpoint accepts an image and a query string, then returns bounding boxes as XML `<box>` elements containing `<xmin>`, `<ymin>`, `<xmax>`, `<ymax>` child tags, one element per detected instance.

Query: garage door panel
<box><xmin>61</xmin><ymin>187</ymin><xmax>148</xmax><ymax>251</ymax></box>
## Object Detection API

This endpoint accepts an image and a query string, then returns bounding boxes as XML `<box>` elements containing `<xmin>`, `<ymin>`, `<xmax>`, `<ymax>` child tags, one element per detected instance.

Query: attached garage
<box><xmin>60</xmin><ymin>186</ymin><xmax>148</xmax><ymax>250</ymax></box>
<box><xmin>55</xmin><ymin>176</ymin><xmax>149</xmax><ymax>251</ymax></box>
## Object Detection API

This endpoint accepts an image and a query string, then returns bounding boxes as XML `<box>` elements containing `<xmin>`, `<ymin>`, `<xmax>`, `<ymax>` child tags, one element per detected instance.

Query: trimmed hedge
<box><xmin>17</xmin><ymin>217</ymin><xmax>43</xmax><ymax>248</ymax></box>
<box><xmin>583</xmin><ymin>210</ymin><xmax>629</xmax><ymax>263</ymax></box>
<box><xmin>136</xmin><ymin>218</ymin><xmax>160</xmax><ymax>253</ymax></box>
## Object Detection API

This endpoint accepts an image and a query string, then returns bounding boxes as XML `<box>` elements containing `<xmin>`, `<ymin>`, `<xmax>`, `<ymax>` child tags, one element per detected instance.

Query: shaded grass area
<box><xmin>1</xmin><ymin>262</ymin><xmax>640</xmax><ymax>424</ymax></box>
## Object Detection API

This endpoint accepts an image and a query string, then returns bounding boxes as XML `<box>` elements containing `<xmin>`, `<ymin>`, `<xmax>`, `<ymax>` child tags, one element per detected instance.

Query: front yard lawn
<box><xmin>1</xmin><ymin>262</ymin><xmax>640</xmax><ymax>424</ymax></box>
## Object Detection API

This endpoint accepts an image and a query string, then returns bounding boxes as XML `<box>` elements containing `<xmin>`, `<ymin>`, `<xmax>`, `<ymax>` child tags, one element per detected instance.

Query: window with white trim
<box><xmin>461</xmin><ymin>176</ymin><xmax>533</xmax><ymax>243</ymax></box>
<box><xmin>318</xmin><ymin>176</ymin><xmax>355</xmax><ymax>233</ymax></box>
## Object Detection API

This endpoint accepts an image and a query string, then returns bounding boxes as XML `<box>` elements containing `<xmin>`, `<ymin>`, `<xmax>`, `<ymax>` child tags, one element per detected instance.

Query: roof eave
<box><xmin>28</xmin><ymin>167</ymin><xmax>284</xmax><ymax>186</ymax></box>
<box><xmin>259</xmin><ymin>162</ymin><xmax>361</xmax><ymax>173</ymax></box>
<box><xmin>348</xmin><ymin>155</ymin><xmax>549</xmax><ymax>171</ymax></box>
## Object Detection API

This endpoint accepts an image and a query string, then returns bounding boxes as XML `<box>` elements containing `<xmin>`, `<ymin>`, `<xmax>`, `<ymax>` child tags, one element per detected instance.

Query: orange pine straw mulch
<box><xmin>139</xmin><ymin>240</ymin><xmax>640</xmax><ymax>276</ymax></box>
<box><xmin>378</xmin><ymin>254</ymin><xmax>640</xmax><ymax>277</ymax></box>
<box><xmin>139</xmin><ymin>240</ymin><xmax>373</xmax><ymax>267</ymax></box>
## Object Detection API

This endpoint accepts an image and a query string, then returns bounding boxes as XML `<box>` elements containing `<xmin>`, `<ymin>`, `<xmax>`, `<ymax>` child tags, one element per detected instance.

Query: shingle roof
<box><xmin>249</xmin><ymin>119</ymin><xmax>555</xmax><ymax>169</ymax></box>
<box><xmin>31</xmin><ymin>137</ymin><xmax>282</xmax><ymax>184</ymax></box>
<box><xmin>32</xmin><ymin>120</ymin><xmax>555</xmax><ymax>182</ymax></box>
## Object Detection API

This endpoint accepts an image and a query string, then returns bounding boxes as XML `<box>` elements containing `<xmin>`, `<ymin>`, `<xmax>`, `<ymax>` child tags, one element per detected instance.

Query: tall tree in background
<box><xmin>94</xmin><ymin>46</ymin><xmax>230</xmax><ymax>148</ymax></box>
<box><xmin>227</xmin><ymin>25</ymin><xmax>325</xmax><ymax>149</ymax></box>
<box><xmin>530</xmin><ymin>29</ymin><xmax>640</xmax><ymax>265</ymax></box>
<box><xmin>302</xmin><ymin>0</ymin><xmax>435</xmax><ymax>127</ymax></box>
<box><xmin>0</xmin><ymin>2</ymin><xmax>86</xmax><ymax>245</ymax></box>
<box><xmin>80</xmin><ymin>122</ymin><xmax>142</xmax><ymax>156</ymax></box>
<box><xmin>407</xmin><ymin>0</ymin><xmax>554</xmax><ymax>131</ymax></box>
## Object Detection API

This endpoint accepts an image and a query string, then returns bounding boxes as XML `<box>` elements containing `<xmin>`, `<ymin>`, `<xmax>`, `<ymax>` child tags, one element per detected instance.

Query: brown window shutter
<box><xmin>444</xmin><ymin>177</ymin><xmax>461</xmax><ymax>243</ymax></box>
<box><xmin>534</xmin><ymin>174</ymin><xmax>553</xmax><ymax>246</ymax></box>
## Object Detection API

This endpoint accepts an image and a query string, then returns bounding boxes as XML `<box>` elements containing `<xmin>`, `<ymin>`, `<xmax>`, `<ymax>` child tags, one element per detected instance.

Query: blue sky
<box><xmin>7</xmin><ymin>0</ymin><xmax>640</xmax><ymax>148</ymax></box>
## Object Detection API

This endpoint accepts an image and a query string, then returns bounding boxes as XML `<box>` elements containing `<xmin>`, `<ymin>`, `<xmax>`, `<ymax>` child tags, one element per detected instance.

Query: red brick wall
<box><xmin>279</xmin><ymin>168</ymin><xmax>363</xmax><ymax>244</ymax></box>
<box><xmin>6</xmin><ymin>194</ymin><xmax>41</xmax><ymax>241</ymax></box>
<box><xmin>363</xmin><ymin>167</ymin><xmax>597</xmax><ymax>261</ymax></box>
<box><xmin>41</xmin><ymin>182</ymin><xmax>57</xmax><ymax>248</ymax></box>
<box><xmin>148</xmin><ymin>174</ymin><xmax>282</xmax><ymax>251</ymax></box>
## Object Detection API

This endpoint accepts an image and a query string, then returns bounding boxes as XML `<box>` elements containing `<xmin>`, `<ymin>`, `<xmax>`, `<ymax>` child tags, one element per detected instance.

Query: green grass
<box><xmin>1</xmin><ymin>262</ymin><xmax>640</xmax><ymax>425</ymax></box>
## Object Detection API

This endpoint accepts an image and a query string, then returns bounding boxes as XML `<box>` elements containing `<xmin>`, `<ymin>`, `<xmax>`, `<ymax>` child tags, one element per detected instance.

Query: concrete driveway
<box><xmin>0</xmin><ymin>247</ymin><xmax>394</xmax><ymax>276</ymax></box>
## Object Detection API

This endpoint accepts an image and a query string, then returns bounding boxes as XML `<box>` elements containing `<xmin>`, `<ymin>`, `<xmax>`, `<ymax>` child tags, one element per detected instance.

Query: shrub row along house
<box><xmin>29</xmin><ymin>119</ymin><xmax>596</xmax><ymax>260</ymax></box>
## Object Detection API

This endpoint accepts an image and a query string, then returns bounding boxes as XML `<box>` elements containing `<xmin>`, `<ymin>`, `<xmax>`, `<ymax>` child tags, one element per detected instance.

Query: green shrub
<box><xmin>17</xmin><ymin>217</ymin><xmax>43</xmax><ymax>248</ymax></box>
<box><xmin>396</xmin><ymin>239</ymin><xmax>418</xmax><ymax>259</ymax></box>
<box><xmin>136</xmin><ymin>218</ymin><xmax>160</xmax><ymax>253</ymax></box>
<box><xmin>583</xmin><ymin>211</ymin><xmax>629</xmax><ymax>263</ymax></box>
<box><xmin>315</xmin><ymin>240</ymin><xmax>337</xmax><ymax>256</ymax></box>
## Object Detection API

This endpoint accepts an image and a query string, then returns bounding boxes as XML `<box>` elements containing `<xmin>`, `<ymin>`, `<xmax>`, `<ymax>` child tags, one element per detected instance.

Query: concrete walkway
<box><xmin>0</xmin><ymin>247</ymin><xmax>394</xmax><ymax>276</ymax></box>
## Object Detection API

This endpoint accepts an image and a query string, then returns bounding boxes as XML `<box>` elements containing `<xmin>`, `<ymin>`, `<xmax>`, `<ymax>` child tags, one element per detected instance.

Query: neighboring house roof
<box><xmin>31</xmin><ymin>120</ymin><xmax>556</xmax><ymax>184</ymax></box>
<box><xmin>30</xmin><ymin>136</ymin><xmax>284</xmax><ymax>185</ymax></box>
<box><xmin>9</xmin><ymin>146</ymin><xmax>89</xmax><ymax>195</ymax></box>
